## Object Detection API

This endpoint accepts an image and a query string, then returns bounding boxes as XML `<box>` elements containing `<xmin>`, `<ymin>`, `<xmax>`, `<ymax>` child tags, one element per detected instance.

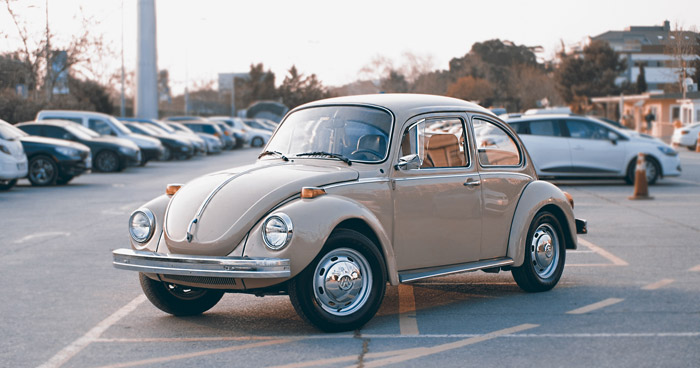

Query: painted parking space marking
<box><xmin>355</xmin><ymin>324</ymin><xmax>539</xmax><ymax>368</ymax></box>
<box><xmin>95</xmin><ymin>339</ymin><xmax>293</xmax><ymax>368</ymax></box>
<box><xmin>689</xmin><ymin>264</ymin><xmax>700</xmax><ymax>272</ymax></box>
<box><xmin>641</xmin><ymin>279</ymin><xmax>674</xmax><ymax>290</ymax></box>
<box><xmin>568</xmin><ymin>238</ymin><xmax>629</xmax><ymax>267</ymax></box>
<box><xmin>37</xmin><ymin>295</ymin><xmax>146</xmax><ymax>368</ymax></box>
<box><xmin>566</xmin><ymin>298</ymin><xmax>624</xmax><ymax>314</ymax></box>
<box><xmin>13</xmin><ymin>231</ymin><xmax>70</xmax><ymax>244</ymax></box>
<box><xmin>398</xmin><ymin>284</ymin><xmax>419</xmax><ymax>335</ymax></box>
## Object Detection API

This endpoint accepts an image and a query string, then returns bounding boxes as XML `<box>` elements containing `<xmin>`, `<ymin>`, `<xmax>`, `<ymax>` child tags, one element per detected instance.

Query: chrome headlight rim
<box><xmin>129</xmin><ymin>208</ymin><xmax>156</xmax><ymax>246</ymax></box>
<box><xmin>262</xmin><ymin>213</ymin><xmax>293</xmax><ymax>251</ymax></box>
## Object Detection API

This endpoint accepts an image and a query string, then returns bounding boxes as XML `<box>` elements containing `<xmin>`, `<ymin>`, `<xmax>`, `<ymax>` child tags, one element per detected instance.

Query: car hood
<box><xmin>20</xmin><ymin>136</ymin><xmax>89</xmax><ymax>151</ymax></box>
<box><xmin>626</xmin><ymin>131</ymin><xmax>668</xmax><ymax>146</ymax></box>
<box><xmin>163</xmin><ymin>162</ymin><xmax>359</xmax><ymax>255</ymax></box>
<box><xmin>92</xmin><ymin>135</ymin><xmax>140</xmax><ymax>150</ymax></box>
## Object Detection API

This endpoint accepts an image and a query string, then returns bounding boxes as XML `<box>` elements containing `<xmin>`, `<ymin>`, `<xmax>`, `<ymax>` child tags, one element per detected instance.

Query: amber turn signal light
<box><xmin>301</xmin><ymin>187</ymin><xmax>326</xmax><ymax>199</ymax></box>
<box><xmin>563</xmin><ymin>191</ymin><xmax>574</xmax><ymax>209</ymax></box>
<box><xmin>166</xmin><ymin>183</ymin><xmax>184</xmax><ymax>196</ymax></box>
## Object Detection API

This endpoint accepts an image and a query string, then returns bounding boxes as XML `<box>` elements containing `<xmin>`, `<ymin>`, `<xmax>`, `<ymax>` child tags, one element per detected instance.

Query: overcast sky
<box><xmin>1</xmin><ymin>0</ymin><xmax>698</xmax><ymax>94</ymax></box>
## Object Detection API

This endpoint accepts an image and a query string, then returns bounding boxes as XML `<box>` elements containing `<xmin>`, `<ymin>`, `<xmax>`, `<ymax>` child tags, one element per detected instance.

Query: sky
<box><xmin>1</xmin><ymin>0</ymin><xmax>699</xmax><ymax>95</ymax></box>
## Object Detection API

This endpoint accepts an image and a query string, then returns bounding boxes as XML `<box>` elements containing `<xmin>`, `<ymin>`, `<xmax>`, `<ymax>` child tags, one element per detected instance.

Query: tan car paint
<box><xmin>163</xmin><ymin>162</ymin><xmax>359</xmax><ymax>256</ymax></box>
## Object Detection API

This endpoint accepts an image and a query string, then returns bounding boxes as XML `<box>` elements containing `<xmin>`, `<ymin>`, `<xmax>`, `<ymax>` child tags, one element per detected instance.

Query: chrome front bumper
<box><xmin>112</xmin><ymin>248</ymin><xmax>290</xmax><ymax>278</ymax></box>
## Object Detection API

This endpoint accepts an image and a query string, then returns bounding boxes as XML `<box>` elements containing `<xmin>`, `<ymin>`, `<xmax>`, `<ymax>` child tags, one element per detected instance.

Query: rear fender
<box><xmin>507</xmin><ymin>181</ymin><xmax>577</xmax><ymax>266</ymax></box>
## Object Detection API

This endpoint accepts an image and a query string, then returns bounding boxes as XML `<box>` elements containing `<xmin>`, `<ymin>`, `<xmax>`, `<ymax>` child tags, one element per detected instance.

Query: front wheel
<box><xmin>511</xmin><ymin>211</ymin><xmax>566</xmax><ymax>292</ymax></box>
<box><xmin>28</xmin><ymin>155</ymin><xmax>58</xmax><ymax>186</ymax></box>
<box><xmin>625</xmin><ymin>157</ymin><xmax>660</xmax><ymax>185</ymax></box>
<box><xmin>251</xmin><ymin>137</ymin><xmax>264</xmax><ymax>147</ymax></box>
<box><xmin>139</xmin><ymin>273</ymin><xmax>224</xmax><ymax>316</ymax></box>
<box><xmin>94</xmin><ymin>151</ymin><xmax>121</xmax><ymax>172</ymax></box>
<box><xmin>289</xmin><ymin>229</ymin><xmax>387</xmax><ymax>332</ymax></box>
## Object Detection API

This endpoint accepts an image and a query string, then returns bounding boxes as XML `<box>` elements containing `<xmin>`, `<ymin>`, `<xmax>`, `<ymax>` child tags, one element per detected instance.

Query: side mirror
<box><xmin>395</xmin><ymin>154</ymin><xmax>421</xmax><ymax>170</ymax></box>
<box><xmin>608</xmin><ymin>131</ymin><xmax>618</xmax><ymax>145</ymax></box>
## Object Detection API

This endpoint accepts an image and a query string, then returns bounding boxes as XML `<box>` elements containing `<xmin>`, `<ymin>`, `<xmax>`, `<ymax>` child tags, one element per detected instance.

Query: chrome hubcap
<box><xmin>30</xmin><ymin>158</ymin><xmax>54</xmax><ymax>184</ymax></box>
<box><xmin>313</xmin><ymin>248</ymin><xmax>372</xmax><ymax>316</ymax></box>
<box><xmin>530</xmin><ymin>223</ymin><xmax>559</xmax><ymax>278</ymax></box>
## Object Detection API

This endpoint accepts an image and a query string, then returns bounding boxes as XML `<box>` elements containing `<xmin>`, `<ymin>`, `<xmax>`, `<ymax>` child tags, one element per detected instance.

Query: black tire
<box><xmin>288</xmin><ymin>229</ymin><xmax>387</xmax><ymax>332</ymax></box>
<box><xmin>625</xmin><ymin>157</ymin><xmax>660</xmax><ymax>185</ymax></box>
<box><xmin>251</xmin><ymin>137</ymin><xmax>264</xmax><ymax>147</ymax></box>
<box><xmin>688</xmin><ymin>143</ymin><xmax>697</xmax><ymax>151</ymax></box>
<box><xmin>94</xmin><ymin>150</ymin><xmax>121</xmax><ymax>172</ymax></box>
<box><xmin>0</xmin><ymin>179</ymin><xmax>17</xmax><ymax>191</ymax></box>
<box><xmin>28</xmin><ymin>155</ymin><xmax>59</xmax><ymax>186</ymax></box>
<box><xmin>139</xmin><ymin>273</ymin><xmax>224</xmax><ymax>316</ymax></box>
<box><xmin>511</xmin><ymin>211</ymin><xmax>566</xmax><ymax>292</ymax></box>
<box><xmin>56</xmin><ymin>175</ymin><xmax>74</xmax><ymax>185</ymax></box>
<box><xmin>161</xmin><ymin>146</ymin><xmax>172</xmax><ymax>161</ymax></box>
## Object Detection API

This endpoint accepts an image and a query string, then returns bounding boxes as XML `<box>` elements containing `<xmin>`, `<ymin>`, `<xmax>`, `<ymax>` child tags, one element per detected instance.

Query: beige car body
<box><xmin>114</xmin><ymin>94</ymin><xmax>580</xmax><ymax>293</ymax></box>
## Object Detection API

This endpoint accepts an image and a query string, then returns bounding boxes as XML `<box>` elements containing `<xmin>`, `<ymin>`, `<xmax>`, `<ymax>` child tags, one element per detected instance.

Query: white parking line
<box><xmin>566</xmin><ymin>298</ymin><xmax>624</xmax><ymax>314</ymax></box>
<box><xmin>398</xmin><ymin>284</ymin><xmax>419</xmax><ymax>335</ymax></box>
<box><xmin>13</xmin><ymin>231</ymin><xmax>70</xmax><ymax>244</ymax></box>
<box><xmin>641</xmin><ymin>279</ymin><xmax>674</xmax><ymax>290</ymax></box>
<box><xmin>577</xmin><ymin>238</ymin><xmax>629</xmax><ymax>266</ymax></box>
<box><xmin>37</xmin><ymin>295</ymin><xmax>146</xmax><ymax>368</ymax></box>
<box><xmin>689</xmin><ymin>264</ymin><xmax>700</xmax><ymax>272</ymax></box>
<box><xmin>355</xmin><ymin>324</ymin><xmax>538</xmax><ymax>368</ymax></box>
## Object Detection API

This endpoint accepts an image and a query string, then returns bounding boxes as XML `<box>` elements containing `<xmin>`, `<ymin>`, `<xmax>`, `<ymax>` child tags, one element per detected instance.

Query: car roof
<box><xmin>18</xmin><ymin>119</ymin><xmax>79</xmax><ymax>127</ymax></box>
<box><xmin>38</xmin><ymin>110</ymin><xmax>112</xmax><ymax>119</ymax></box>
<box><xmin>297</xmin><ymin>94</ymin><xmax>494</xmax><ymax>120</ymax></box>
<box><xmin>506</xmin><ymin>114</ymin><xmax>578</xmax><ymax>122</ymax></box>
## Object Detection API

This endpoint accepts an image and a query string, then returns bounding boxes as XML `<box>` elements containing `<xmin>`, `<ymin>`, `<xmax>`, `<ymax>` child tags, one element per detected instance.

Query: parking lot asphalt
<box><xmin>2</xmin><ymin>149</ymin><xmax>699</xmax><ymax>368</ymax></box>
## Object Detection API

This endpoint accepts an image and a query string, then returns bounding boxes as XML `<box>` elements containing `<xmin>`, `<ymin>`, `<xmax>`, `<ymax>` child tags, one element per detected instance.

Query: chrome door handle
<box><xmin>463</xmin><ymin>179</ymin><xmax>481</xmax><ymax>187</ymax></box>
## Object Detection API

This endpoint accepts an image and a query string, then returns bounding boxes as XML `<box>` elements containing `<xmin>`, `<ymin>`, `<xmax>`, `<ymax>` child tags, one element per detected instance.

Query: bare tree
<box><xmin>665</xmin><ymin>23</ymin><xmax>700</xmax><ymax>98</ymax></box>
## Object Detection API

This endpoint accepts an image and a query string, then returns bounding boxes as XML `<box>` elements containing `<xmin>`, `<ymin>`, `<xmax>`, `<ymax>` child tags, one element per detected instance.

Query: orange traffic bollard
<box><xmin>629</xmin><ymin>153</ymin><xmax>653</xmax><ymax>200</ymax></box>
<box><xmin>696</xmin><ymin>132</ymin><xmax>700</xmax><ymax>153</ymax></box>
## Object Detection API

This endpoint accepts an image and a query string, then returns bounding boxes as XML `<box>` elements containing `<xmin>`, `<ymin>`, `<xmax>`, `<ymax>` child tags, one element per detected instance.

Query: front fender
<box><xmin>507</xmin><ymin>181</ymin><xmax>577</xmax><ymax>267</ymax></box>
<box><xmin>242</xmin><ymin>194</ymin><xmax>398</xmax><ymax>289</ymax></box>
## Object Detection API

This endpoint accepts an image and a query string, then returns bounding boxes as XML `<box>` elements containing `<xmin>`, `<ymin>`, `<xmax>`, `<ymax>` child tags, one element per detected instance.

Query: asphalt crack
<box><xmin>354</xmin><ymin>329</ymin><xmax>370</xmax><ymax>368</ymax></box>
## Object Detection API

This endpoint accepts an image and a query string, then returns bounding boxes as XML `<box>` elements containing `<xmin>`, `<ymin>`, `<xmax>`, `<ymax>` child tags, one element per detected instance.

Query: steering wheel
<box><xmin>350</xmin><ymin>149</ymin><xmax>382</xmax><ymax>161</ymax></box>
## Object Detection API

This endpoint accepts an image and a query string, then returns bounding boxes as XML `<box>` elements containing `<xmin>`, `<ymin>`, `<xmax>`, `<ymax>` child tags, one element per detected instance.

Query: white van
<box><xmin>0</xmin><ymin>119</ymin><xmax>28</xmax><ymax>190</ymax></box>
<box><xmin>36</xmin><ymin>110</ymin><xmax>163</xmax><ymax>165</ymax></box>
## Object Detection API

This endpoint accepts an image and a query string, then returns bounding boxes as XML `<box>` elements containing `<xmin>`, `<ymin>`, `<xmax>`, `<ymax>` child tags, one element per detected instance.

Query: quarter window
<box><xmin>565</xmin><ymin>120</ymin><xmax>609</xmax><ymax>140</ymax></box>
<box><xmin>473</xmin><ymin>118</ymin><xmax>521</xmax><ymax>166</ymax></box>
<box><xmin>399</xmin><ymin>118</ymin><xmax>468</xmax><ymax>168</ymax></box>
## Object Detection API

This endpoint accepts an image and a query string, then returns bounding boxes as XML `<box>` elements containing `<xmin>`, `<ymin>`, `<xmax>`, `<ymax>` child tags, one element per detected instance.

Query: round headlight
<box><xmin>262</xmin><ymin>213</ymin><xmax>293</xmax><ymax>250</ymax></box>
<box><xmin>129</xmin><ymin>209</ymin><xmax>155</xmax><ymax>244</ymax></box>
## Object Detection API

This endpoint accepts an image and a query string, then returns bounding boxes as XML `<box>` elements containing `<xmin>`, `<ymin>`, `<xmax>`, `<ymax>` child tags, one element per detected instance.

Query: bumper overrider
<box><xmin>112</xmin><ymin>248</ymin><xmax>290</xmax><ymax>278</ymax></box>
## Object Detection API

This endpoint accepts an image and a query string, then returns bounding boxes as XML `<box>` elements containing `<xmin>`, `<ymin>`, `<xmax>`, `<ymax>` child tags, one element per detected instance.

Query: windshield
<box><xmin>105</xmin><ymin>116</ymin><xmax>132</xmax><ymax>135</ymax></box>
<box><xmin>1</xmin><ymin>122</ymin><xmax>28</xmax><ymax>139</ymax></box>
<box><xmin>172</xmin><ymin>122</ymin><xmax>195</xmax><ymax>134</ymax></box>
<box><xmin>265</xmin><ymin>105</ymin><xmax>393</xmax><ymax>163</ymax></box>
<box><xmin>64</xmin><ymin>125</ymin><xmax>95</xmax><ymax>140</ymax></box>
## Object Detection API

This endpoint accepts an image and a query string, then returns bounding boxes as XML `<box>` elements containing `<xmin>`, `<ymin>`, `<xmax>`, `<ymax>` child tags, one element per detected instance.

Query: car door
<box><xmin>471</xmin><ymin>115</ymin><xmax>532</xmax><ymax>260</ymax></box>
<box><xmin>392</xmin><ymin>115</ymin><xmax>483</xmax><ymax>271</ymax></box>
<box><xmin>564</xmin><ymin>118</ymin><xmax>627</xmax><ymax>175</ymax></box>
<box><xmin>512</xmin><ymin>119</ymin><xmax>572</xmax><ymax>176</ymax></box>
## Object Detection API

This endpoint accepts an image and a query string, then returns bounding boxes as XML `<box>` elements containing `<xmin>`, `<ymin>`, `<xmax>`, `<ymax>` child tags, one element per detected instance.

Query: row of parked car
<box><xmin>0</xmin><ymin>110</ymin><xmax>279</xmax><ymax>190</ymax></box>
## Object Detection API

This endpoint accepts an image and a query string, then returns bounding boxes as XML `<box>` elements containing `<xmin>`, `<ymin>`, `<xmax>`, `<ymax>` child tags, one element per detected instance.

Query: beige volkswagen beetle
<box><xmin>113</xmin><ymin>94</ymin><xmax>587</xmax><ymax>332</ymax></box>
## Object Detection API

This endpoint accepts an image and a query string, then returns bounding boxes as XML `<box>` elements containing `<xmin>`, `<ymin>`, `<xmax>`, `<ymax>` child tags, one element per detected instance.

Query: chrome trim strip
<box><xmin>324</xmin><ymin>178</ymin><xmax>390</xmax><ymax>189</ymax></box>
<box><xmin>112</xmin><ymin>248</ymin><xmax>290</xmax><ymax>278</ymax></box>
<box><xmin>398</xmin><ymin>258</ymin><xmax>514</xmax><ymax>283</ymax></box>
<box><xmin>393</xmin><ymin>173</ymin><xmax>480</xmax><ymax>182</ymax></box>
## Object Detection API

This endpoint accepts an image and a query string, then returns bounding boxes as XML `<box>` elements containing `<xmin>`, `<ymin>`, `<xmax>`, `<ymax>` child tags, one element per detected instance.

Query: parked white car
<box><xmin>0</xmin><ymin>119</ymin><xmax>29</xmax><ymax>190</ymax></box>
<box><xmin>671</xmin><ymin>122</ymin><xmax>700</xmax><ymax>150</ymax></box>
<box><xmin>507</xmin><ymin>115</ymin><xmax>681</xmax><ymax>184</ymax></box>
<box><xmin>209</xmin><ymin>116</ymin><xmax>271</xmax><ymax>147</ymax></box>
<box><xmin>36</xmin><ymin>110</ymin><xmax>163</xmax><ymax>165</ymax></box>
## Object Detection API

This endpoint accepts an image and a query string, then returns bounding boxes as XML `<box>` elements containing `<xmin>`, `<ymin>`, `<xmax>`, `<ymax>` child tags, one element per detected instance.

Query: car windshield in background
<box><xmin>67</xmin><ymin>124</ymin><xmax>98</xmax><ymax>139</ymax></box>
<box><xmin>109</xmin><ymin>117</ymin><xmax>134</xmax><ymax>135</ymax></box>
<box><xmin>2</xmin><ymin>123</ymin><xmax>29</xmax><ymax>138</ymax></box>
<box><xmin>266</xmin><ymin>106</ymin><xmax>392</xmax><ymax>163</ymax></box>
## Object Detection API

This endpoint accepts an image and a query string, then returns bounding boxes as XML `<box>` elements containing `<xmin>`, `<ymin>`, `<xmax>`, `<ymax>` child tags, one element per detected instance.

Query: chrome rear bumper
<box><xmin>576</xmin><ymin>218</ymin><xmax>587</xmax><ymax>234</ymax></box>
<box><xmin>112</xmin><ymin>248</ymin><xmax>290</xmax><ymax>278</ymax></box>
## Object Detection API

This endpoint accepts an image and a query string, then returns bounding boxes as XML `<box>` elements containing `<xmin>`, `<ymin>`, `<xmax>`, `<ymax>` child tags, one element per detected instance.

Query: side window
<box><xmin>529</xmin><ymin>120</ymin><xmax>562</xmax><ymax>137</ymax></box>
<box><xmin>19</xmin><ymin>125</ymin><xmax>41</xmax><ymax>136</ymax></box>
<box><xmin>509</xmin><ymin>122</ymin><xmax>528</xmax><ymax>135</ymax></box>
<box><xmin>88</xmin><ymin>119</ymin><xmax>114</xmax><ymax>136</ymax></box>
<box><xmin>566</xmin><ymin>120</ymin><xmax>608</xmax><ymax>140</ymax></box>
<box><xmin>44</xmin><ymin>126</ymin><xmax>69</xmax><ymax>140</ymax></box>
<box><xmin>399</xmin><ymin>118</ymin><xmax>467</xmax><ymax>169</ymax></box>
<box><xmin>473</xmin><ymin>118</ymin><xmax>521</xmax><ymax>166</ymax></box>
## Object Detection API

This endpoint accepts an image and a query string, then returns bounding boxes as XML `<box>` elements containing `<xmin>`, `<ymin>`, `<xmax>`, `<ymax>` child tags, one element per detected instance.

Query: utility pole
<box><xmin>135</xmin><ymin>0</ymin><xmax>159</xmax><ymax>119</ymax></box>
<box><xmin>45</xmin><ymin>0</ymin><xmax>51</xmax><ymax>102</ymax></box>
<box><xmin>120</xmin><ymin>0</ymin><xmax>126</xmax><ymax>117</ymax></box>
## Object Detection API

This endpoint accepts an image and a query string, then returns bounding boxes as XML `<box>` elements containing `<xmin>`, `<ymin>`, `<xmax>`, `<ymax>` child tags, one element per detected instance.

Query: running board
<box><xmin>399</xmin><ymin>258</ymin><xmax>514</xmax><ymax>283</ymax></box>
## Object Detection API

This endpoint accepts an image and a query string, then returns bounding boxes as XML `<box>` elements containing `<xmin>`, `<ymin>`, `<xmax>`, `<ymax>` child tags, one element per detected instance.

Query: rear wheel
<box><xmin>511</xmin><ymin>211</ymin><xmax>566</xmax><ymax>292</ymax></box>
<box><xmin>139</xmin><ymin>273</ymin><xmax>224</xmax><ymax>316</ymax></box>
<box><xmin>251</xmin><ymin>137</ymin><xmax>264</xmax><ymax>147</ymax></box>
<box><xmin>94</xmin><ymin>151</ymin><xmax>121</xmax><ymax>172</ymax></box>
<box><xmin>289</xmin><ymin>229</ymin><xmax>386</xmax><ymax>332</ymax></box>
<box><xmin>161</xmin><ymin>146</ymin><xmax>172</xmax><ymax>161</ymax></box>
<box><xmin>28</xmin><ymin>155</ymin><xmax>58</xmax><ymax>186</ymax></box>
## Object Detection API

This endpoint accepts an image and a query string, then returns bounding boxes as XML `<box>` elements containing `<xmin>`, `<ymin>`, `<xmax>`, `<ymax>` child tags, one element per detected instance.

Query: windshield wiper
<box><xmin>258</xmin><ymin>150</ymin><xmax>289</xmax><ymax>161</ymax></box>
<box><xmin>295</xmin><ymin>151</ymin><xmax>352</xmax><ymax>165</ymax></box>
